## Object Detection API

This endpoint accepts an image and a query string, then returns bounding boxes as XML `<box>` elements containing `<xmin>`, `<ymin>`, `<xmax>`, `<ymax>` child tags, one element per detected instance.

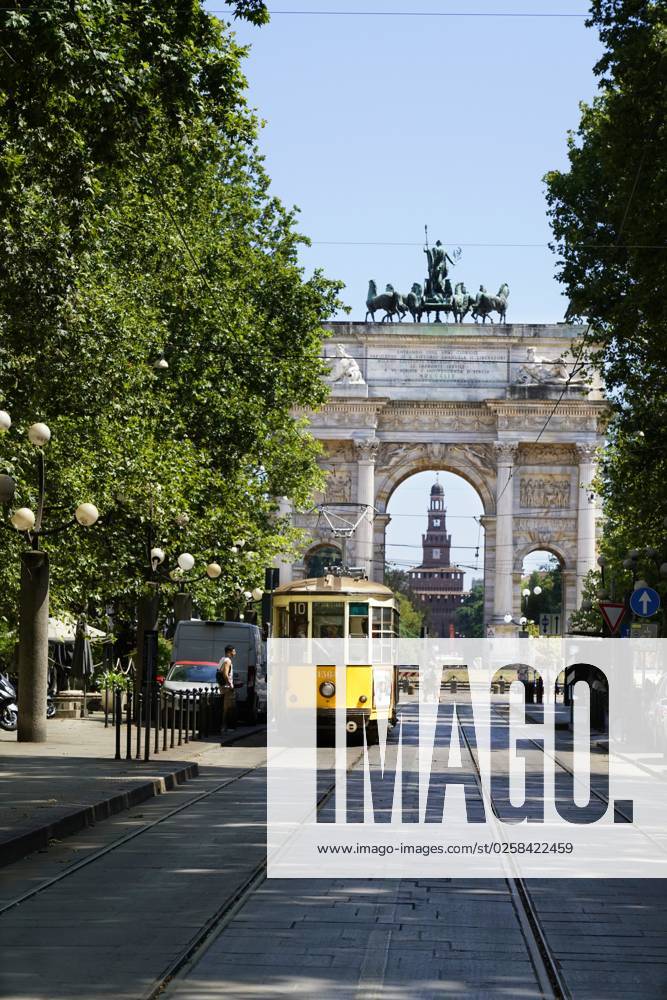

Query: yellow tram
<box><xmin>271</xmin><ymin>575</ymin><xmax>400</xmax><ymax>743</ymax></box>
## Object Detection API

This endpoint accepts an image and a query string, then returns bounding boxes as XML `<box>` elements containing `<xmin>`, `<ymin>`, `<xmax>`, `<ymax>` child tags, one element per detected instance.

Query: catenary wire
<box><xmin>243</xmin><ymin>9</ymin><xmax>589</xmax><ymax>18</ymax></box>
<box><xmin>308</xmin><ymin>240</ymin><xmax>664</xmax><ymax>249</ymax></box>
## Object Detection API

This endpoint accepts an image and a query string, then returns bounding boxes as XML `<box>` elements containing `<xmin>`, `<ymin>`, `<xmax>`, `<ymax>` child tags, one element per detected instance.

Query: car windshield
<box><xmin>168</xmin><ymin>663</ymin><xmax>218</xmax><ymax>683</ymax></box>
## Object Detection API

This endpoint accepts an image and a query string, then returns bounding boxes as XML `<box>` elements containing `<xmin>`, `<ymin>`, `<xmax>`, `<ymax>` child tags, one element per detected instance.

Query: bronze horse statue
<box><xmin>472</xmin><ymin>283</ymin><xmax>510</xmax><ymax>324</ymax></box>
<box><xmin>452</xmin><ymin>282</ymin><xmax>474</xmax><ymax>323</ymax></box>
<box><xmin>365</xmin><ymin>280</ymin><xmax>406</xmax><ymax>322</ymax></box>
<box><xmin>405</xmin><ymin>282</ymin><xmax>423</xmax><ymax>322</ymax></box>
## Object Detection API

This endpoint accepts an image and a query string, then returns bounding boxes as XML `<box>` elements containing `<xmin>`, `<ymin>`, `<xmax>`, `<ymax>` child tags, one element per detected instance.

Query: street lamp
<box><xmin>521</xmin><ymin>584</ymin><xmax>542</xmax><ymax>624</ymax></box>
<box><xmin>0</xmin><ymin>414</ymin><xmax>98</xmax><ymax>742</ymax></box>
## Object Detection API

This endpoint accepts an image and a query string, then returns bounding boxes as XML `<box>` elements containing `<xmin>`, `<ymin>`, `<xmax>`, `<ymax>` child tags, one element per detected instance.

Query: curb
<box><xmin>0</xmin><ymin>761</ymin><xmax>199</xmax><ymax>868</ymax></box>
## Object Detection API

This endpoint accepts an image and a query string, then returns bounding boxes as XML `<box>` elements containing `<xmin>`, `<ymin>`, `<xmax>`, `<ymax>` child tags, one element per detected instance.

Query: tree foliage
<box><xmin>455</xmin><ymin>580</ymin><xmax>484</xmax><ymax>638</ymax></box>
<box><xmin>0</xmin><ymin>1</ymin><xmax>342</xmax><ymax>631</ymax></box>
<box><xmin>521</xmin><ymin>558</ymin><xmax>563</xmax><ymax>625</ymax></box>
<box><xmin>384</xmin><ymin>566</ymin><xmax>426</xmax><ymax>637</ymax></box>
<box><xmin>544</xmin><ymin>0</ymin><xmax>667</xmax><ymax>579</ymax></box>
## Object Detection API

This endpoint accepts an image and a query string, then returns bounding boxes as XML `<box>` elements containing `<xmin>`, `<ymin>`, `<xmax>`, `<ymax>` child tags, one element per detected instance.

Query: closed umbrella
<box><xmin>72</xmin><ymin>620</ymin><xmax>94</xmax><ymax>717</ymax></box>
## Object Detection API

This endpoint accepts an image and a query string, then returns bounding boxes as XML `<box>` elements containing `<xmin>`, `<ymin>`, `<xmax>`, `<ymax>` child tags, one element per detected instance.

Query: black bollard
<box><xmin>184</xmin><ymin>689</ymin><xmax>191</xmax><ymax>744</ymax></box>
<box><xmin>178</xmin><ymin>692</ymin><xmax>183</xmax><ymax>746</ymax></box>
<box><xmin>162</xmin><ymin>689</ymin><xmax>168</xmax><ymax>751</ymax></box>
<box><xmin>114</xmin><ymin>688</ymin><xmax>122</xmax><ymax>760</ymax></box>
<box><xmin>204</xmin><ymin>689</ymin><xmax>211</xmax><ymax>738</ymax></box>
<box><xmin>192</xmin><ymin>689</ymin><xmax>198</xmax><ymax>741</ymax></box>
<box><xmin>126</xmin><ymin>690</ymin><xmax>133</xmax><ymax>760</ymax></box>
<box><xmin>153</xmin><ymin>686</ymin><xmax>160</xmax><ymax>755</ymax></box>
<box><xmin>104</xmin><ymin>681</ymin><xmax>109</xmax><ymax>728</ymax></box>
<box><xmin>198</xmin><ymin>688</ymin><xmax>205</xmax><ymax>741</ymax></box>
<box><xmin>170</xmin><ymin>691</ymin><xmax>176</xmax><ymax>748</ymax></box>
<box><xmin>136</xmin><ymin>691</ymin><xmax>143</xmax><ymax>759</ymax></box>
<box><xmin>144</xmin><ymin>684</ymin><xmax>152</xmax><ymax>762</ymax></box>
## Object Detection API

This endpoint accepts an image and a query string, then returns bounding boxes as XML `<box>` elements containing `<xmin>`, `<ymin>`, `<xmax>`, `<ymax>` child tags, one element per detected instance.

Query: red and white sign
<box><xmin>599</xmin><ymin>601</ymin><xmax>626</xmax><ymax>634</ymax></box>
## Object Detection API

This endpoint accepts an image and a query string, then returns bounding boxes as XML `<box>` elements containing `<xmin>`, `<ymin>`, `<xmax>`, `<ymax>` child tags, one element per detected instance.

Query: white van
<box><xmin>170</xmin><ymin>620</ymin><xmax>265</xmax><ymax>723</ymax></box>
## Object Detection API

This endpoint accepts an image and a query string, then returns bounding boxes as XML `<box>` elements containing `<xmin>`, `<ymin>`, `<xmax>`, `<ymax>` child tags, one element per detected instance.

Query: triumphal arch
<box><xmin>281</xmin><ymin>318</ymin><xmax>607</xmax><ymax>634</ymax></box>
<box><xmin>280</xmin><ymin>238</ymin><xmax>607</xmax><ymax>633</ymax></box>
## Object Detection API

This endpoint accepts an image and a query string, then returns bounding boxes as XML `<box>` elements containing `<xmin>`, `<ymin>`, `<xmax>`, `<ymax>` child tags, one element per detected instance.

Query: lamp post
<box><xmin>0</xmin><ymin>415</ymin><xmax>98</xmax><ymax>741</ymax></box>
<box><xmin>135</xmin><ymin>544</ymin><xmax>222</xmax><ymax>693</ymax></box>
<box><xmin>521</xmin><ymin>584</ymin><xmax>542</xmax><ymax>620</ymax></box>
<box><xmin>503</xmin><ymin>613</ymin><xmax>529</xmax><ymax>636</ymax></box>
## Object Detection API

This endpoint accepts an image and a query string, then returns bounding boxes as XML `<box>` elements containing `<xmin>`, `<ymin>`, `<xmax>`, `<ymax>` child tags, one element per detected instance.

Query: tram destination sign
<box><xmin>267</xmin><ymin>638</ymin><xmax>667</xmax><ymax>880</ymax></box>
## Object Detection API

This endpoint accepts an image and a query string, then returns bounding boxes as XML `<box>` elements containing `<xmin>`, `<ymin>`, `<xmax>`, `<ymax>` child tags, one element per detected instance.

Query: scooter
<box><xmin>0</xmin><ymin>671</ymin><xmax>18</xmax><ymax>731</ymax></box>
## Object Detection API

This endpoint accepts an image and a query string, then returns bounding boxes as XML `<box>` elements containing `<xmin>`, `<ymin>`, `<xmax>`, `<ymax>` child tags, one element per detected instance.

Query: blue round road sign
<box><xmin>629</xmin><ymin>586</ymin><xmax>661</xmax><ymax>618</ymax></box>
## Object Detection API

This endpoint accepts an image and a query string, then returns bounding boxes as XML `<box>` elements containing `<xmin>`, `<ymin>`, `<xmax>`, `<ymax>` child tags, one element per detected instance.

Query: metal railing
<box><xmin>111</xmin><ymin>687</ymin><xmax>223</xmax><ymax>761</ymax></box>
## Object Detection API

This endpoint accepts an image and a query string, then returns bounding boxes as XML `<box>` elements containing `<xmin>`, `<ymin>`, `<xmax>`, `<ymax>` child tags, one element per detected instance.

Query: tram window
<box><xmin>278</xmin><ymin>608</ymin><xmax>290</xmax><ymax>638</ymax></box>
<box><xmin>312</xmin><ymin>602</ymin><xmax>345</xmax><ymax>638</ymax></box>
<box><xmin>349</xmin><ymin>602</ymin><xmax>369</xmax><ymax>638</ymax></box>
<box><xmin>372</xmin><ymin>606</ymin><xmax>397</xmax><ymax>637</ymax></box>
<box><xmin>289</xmin><ymin>602</ymin><xmax>309</xmax><ymax>638</ymax></box>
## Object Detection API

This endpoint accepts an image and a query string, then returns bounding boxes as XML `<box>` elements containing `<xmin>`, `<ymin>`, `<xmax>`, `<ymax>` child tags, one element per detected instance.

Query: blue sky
<box><xmin>211</xmin><ymin>2</ymin><xmax>602</xmax><ymax>590</ymax></box>
<box><xmin>218</xmin><ymin>1</ymin><xmax>601</xmax><ymax>323</ymax></box>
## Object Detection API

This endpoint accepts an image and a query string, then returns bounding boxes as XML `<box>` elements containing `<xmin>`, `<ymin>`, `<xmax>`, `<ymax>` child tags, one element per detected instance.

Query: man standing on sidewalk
<box><xmin>217</xmin><ymin>645</ymin><xmax>237</xmax><ymax>739</ymax></box>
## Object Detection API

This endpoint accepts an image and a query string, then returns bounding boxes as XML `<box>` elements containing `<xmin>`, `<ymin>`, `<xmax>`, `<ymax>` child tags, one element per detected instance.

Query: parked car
<box><xmin>170</xmin><ymin>620</ymin><xmax>265</xmax><ymax>723</ymax></box>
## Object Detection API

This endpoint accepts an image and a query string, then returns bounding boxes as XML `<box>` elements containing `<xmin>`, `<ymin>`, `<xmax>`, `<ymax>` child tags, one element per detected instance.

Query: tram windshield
<box><xmin>276</xmin><ymin>598</ymin><xmax>398</xmax><ymax>640</ymax></box>
<box><xmin>312</xmin><ymin>602</ymin><xmax>345</xmax><ymax>638</ymax></box>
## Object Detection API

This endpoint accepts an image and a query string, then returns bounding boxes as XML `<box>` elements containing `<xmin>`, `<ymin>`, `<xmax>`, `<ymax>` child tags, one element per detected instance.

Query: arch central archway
<box><xmin>385</xmin><ymin>469</ymin><xmax>485</xmax><ymax>637</ymax></box>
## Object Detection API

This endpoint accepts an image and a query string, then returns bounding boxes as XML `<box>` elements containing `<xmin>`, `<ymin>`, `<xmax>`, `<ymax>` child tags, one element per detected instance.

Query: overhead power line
<box><xmin>261</xmin><ymin>10</ymin><xmax>589</xmax><ymax>18</ymax></box>
<box><xmin>309</xmin><ymin>241</ymin><xmax>664</xmax><ymax>250</ymax></box>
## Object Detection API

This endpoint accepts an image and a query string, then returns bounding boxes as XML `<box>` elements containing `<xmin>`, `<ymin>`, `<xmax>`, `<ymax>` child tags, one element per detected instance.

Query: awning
<box><xmin>48</xmin><ymin>617</ymin><xmax>107</xmax><ymax>643</ymax></box>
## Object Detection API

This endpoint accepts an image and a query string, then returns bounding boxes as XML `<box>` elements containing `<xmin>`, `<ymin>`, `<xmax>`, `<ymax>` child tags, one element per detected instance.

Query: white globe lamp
<box><xmin>11</xmin><ymin>507</ymin><xmax>36</xmax><ymax>531</ymax></box>
<box><xmin>75</xmin><ymin>503</ymin><xmax>99</xmax><ymax>527</ymax></box>
<box><xmin>28</xmin><ymin>422</ymin><xmax>51</xmax><ymax>447</ymax></box>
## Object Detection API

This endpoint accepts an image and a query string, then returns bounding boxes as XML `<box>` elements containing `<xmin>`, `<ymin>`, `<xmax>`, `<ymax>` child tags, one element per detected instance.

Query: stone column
<box><xmin>17</xmin><ymin>550</ymin><xmax>49</xmax><ymax>743</ymax></box>
<box><xmin>562</xmin><ymin>569</ymin><xmax>578</xmax><ymax>634</ymax></box>
<box><xmin>373</xmin><ymin>513</ymin><xmax>391</xmax><ymax>586</ymax></box>
<box><xmin>576</xmin><ymin>444</ymin><xmax>598</xmax><ymax>607</ymax></box>
<box><xmin>493</xmin><ymin>443</ymin><xmax>518</xmax><ymax>625</ymax></box>
<box><xmin>274</xmin><ymin>496</ymin><xmax>293</xmax><ymax>586</ymax></box>
<box><xmin>354</xmin><ymin>439</ymin><xmax>378</xmax><ymax>579</ymax></box>
<box><xmin>479</xmin><ymin>515</ymin><xmax>495</xmax><ymax>633</ymax></box>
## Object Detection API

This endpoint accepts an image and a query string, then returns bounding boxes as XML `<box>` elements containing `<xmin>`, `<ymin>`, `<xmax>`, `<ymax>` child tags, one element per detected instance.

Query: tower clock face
<box><xmin>433</xmin><ymin>518</ymin><xmax>440</xmax><ymax>526</ymax></box>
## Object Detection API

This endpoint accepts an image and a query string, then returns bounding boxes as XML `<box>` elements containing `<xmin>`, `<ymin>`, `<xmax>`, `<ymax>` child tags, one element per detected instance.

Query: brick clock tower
<box><xmin>408</xmin><ymin>479</ymin><xmax>467</xmax><ymax>637</ymax></box>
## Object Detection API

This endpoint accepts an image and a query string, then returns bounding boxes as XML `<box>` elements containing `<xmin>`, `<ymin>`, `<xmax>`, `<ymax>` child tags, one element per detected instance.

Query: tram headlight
<box><xmin>319</xmin><ymin>681</ymin><xmax>335</xmax><ymax>699</ymax></box>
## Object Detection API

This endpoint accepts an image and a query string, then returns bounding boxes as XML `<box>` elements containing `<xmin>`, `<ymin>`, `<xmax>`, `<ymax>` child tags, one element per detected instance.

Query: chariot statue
<box><xmin>363</xmin><ymin>226</ymin><xmax>510</xmax><ymax>325</ymax></box>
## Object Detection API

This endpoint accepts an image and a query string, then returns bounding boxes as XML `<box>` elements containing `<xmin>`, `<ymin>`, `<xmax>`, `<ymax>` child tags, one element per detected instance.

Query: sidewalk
<box><xmin>0</xmin><ymin>714</ymin><xmax>263</xmax><ymax>866</ymax></box>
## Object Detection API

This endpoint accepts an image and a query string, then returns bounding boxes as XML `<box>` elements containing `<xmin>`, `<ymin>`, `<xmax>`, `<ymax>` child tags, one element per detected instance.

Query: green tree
<box><xmin>384</xmin><ymin>566</ymin><xmax>426</xmax><ymax>637</ymax></box>
<box><xmin>521</xmin><ymin>557</ymin><xmax>562</xmax><ymax>624</ymax></box>
<box><xmin>0</xmin><ymin>2</ymin><xmax>341</xmax><ymax>631</ymax></box>
<box><xmin>455</xmin><ymin>579</ymin><xmax>484</xmax><ymax>638</ymax></box>
<box><xmin>544</xmin><ymin>1</ymin><xmax>667</xmax><ymax>582</ymax></box>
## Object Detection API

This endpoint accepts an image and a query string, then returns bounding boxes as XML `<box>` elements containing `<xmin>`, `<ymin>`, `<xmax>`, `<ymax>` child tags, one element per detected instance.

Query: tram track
<box><xmin>151</xmin><ymin>744</ymin><xmax>367</xmax><ymax>1000</ymax></box>
<box><xmin>158</xmin><ymin>708</ymin><xmax>571</xmax><ymax>1000</ymax></box>
<box><xmin>457</xmin><ymin>718</ymin><xmax>571</xmax><ymax>1000</ymax></box>
<box><xmin>0</xmin><ymin>730</ymin><xmax>271</xmax><ymax>919</ymax></box>
<box><xmin>3</xmin><ymin>701</ymin><xmax>649</xmax><ymax>999</ymax></box>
